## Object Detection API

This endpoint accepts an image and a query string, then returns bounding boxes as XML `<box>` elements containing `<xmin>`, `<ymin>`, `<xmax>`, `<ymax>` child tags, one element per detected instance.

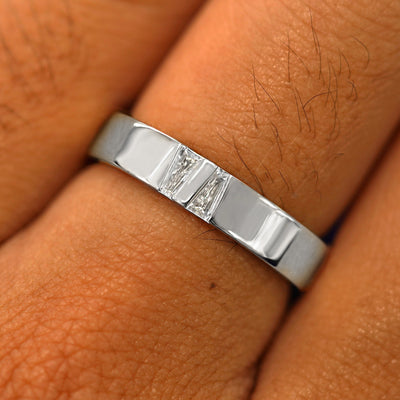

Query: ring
<box><xmin>90</xmin><ymin>113</ymin><xmax>327</xmax><ymax>289</ymax></box>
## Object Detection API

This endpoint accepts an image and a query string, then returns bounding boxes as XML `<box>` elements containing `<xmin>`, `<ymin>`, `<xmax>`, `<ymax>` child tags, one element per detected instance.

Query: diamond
<box><xmin>187</xmin><ymin>168</ymin><xmax>229</xmax><ymax>221</ymax></box>
<box><xmin>160</xmin><ymin>147</ymin><xmax>201</xmax><ymax>198</ymax></box>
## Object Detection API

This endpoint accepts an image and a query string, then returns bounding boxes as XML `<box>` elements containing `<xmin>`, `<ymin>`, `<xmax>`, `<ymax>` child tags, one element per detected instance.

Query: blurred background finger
<box><xmin>0</xmin><ymin>0</ymin><xmax>204</xmax><ymax>242</ymax></box>
<box><xmin>252</xmin><ymin>131</ymin><xmax>400</xmax><ymax>399</ymax></box>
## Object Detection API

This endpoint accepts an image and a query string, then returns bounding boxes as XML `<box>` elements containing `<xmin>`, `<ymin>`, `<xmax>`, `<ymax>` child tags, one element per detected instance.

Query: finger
<box><xmin>252</xmin><ymin>132</ymin><xmax>400</xmax><ymax>399</ymax></box>
<box><xmin>135</xmin><ymin>0</ymin><xmax>400</xmax><ymax>234</ymax></box>
<box><xmin>0</xmin><ymin>165</ymin><xmax>290</xmax><ymax>399</ymax></box>
<box><xmin>0</xmin><ymin>0</ymin><xmax>399</xmax><ymax>398</ymax></box>
<box><xmin>0</xmin><ymin>0</ymin><xmax>204</xmax><ymax>242</ymax></box>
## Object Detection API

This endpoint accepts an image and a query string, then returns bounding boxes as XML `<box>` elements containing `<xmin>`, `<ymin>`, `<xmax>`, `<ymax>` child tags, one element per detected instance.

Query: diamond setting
<box><xmin>160</xmin><ymin>147</ymin><xmax>201</xmax><ymax>197</ymax></box>
<box><xmin>187</xmin><ymin>168</ymin><xmax>230</xmax><ymax>222</ymax></box>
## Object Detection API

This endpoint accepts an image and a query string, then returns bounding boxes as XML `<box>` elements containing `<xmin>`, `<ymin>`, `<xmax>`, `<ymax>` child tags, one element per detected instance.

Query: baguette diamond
<box><xmin>187</xmin><ymin>168</ymin><xmax>229</xmax><ymax>222</ymax></box>
<box><xmin>160</xmin><ymin>147</ymin><xmax>201</xmax><ymax>197</ymax></box>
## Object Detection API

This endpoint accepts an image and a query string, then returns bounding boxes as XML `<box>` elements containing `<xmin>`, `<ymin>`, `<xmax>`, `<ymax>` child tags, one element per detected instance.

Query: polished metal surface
<box><xmin>90</xmin><ymin>113</ymin><xmax>327</xmax><ymax>289</ymax></box>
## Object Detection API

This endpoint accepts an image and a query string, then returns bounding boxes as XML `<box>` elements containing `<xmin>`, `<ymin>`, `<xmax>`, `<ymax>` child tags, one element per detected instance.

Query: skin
<box><xmin>0</xmin><ymin>0</ymin><xmax>205</xmax><ymax>241</ymax></box>
<box><xmin>0</xmin><ymin>0</ymin><xmax>399</xmax><ymax>398</ymax></box>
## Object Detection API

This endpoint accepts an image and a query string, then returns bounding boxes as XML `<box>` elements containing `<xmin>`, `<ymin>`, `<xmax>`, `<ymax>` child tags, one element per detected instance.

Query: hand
<box><xmin>0</xmin><ymin>0</ymin><xmax>399</xmax><ymax>398</ymax></box>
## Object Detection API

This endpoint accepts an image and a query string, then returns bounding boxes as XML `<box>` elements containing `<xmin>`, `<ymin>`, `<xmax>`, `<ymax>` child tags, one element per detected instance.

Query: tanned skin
<box><xmin>0</xmin><ymin>0</ymin><xmax>399</xmax><ymax>398</ymax></box>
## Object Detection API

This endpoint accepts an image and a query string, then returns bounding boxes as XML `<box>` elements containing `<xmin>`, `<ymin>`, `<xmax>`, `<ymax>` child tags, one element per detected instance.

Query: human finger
<box><xmin>0</xmin><ymin>0</ymin><xmax>399</xmax><ymax>398</ymax></box>
<box><xmin>0</xmin><ymin>0</ymin><xmax>204</xmax><ymax>242</ymax></box>
<box><xmin>252</xmin><ymin>132</ymin><xmax>400</xmax><ymax>399</ymax></box>
<box><xmin>135</xmin><ymin>0</ymin><xmax>400</xmax><ymax>234</ymax></box>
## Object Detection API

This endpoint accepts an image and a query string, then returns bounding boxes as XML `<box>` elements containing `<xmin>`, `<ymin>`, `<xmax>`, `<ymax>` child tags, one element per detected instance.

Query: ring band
<box><xmin>89</xmin><ymin>113</ymin><xmax>327</xmax><ymax>289</ymax></box>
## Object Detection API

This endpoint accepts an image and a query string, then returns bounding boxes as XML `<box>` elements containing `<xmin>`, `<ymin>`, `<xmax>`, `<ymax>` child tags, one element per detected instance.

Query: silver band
<box><xmin>90</xmin><ymin>113</ymin><xmax>327</xmax><ymax>289</ymax></box>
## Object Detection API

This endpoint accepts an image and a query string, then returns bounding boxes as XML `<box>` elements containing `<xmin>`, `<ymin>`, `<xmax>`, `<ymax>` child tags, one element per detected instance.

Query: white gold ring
<box><xmin>90</xmin><ymin>113</ymin><xmax>327</xmax><ymax>289</ymax></box>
